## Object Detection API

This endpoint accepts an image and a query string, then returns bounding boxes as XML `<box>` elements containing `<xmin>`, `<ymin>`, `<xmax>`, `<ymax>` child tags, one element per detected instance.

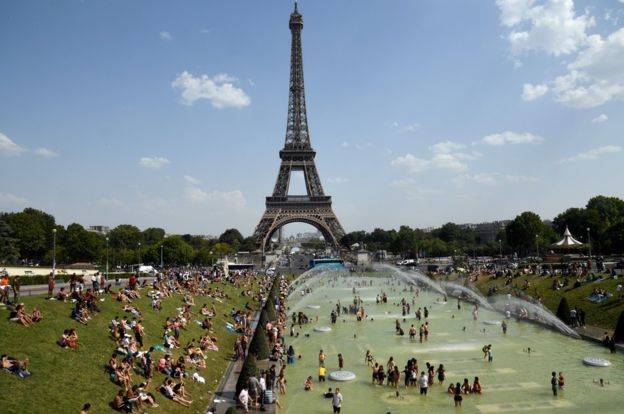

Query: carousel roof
<box><xmin>551</xmin><ymin>226</ymin><xmax>584</xmax><ymax>248</ymax></box>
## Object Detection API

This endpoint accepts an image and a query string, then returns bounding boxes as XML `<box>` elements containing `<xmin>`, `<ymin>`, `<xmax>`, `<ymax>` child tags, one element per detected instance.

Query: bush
<box><xmin>614</xmin><ymin>311</ymin><xmax>624</xmax><ymax>343</ymax></box>
<box><xmin>556</xmin><ymin>296</ymin><xmax>571</xmax><ymax>325</ymax></box>
<box><xmin>265</xmin><ymin>298</ymin><xmax>276</xmax><ymax>322</ymax></box>
<box><xmin>235</xmin><ymin>354</ymin><xmax>258</xmax><ymax>397</ymax></box>
<box><xmin>248</xmin><ymin>325</ymin><xmax>270</xmax><ymax>360</ymax></box>
<box><xmin>258</xmin><ymin>309</ymin><xmax>269</xmax><ymax>329</ymax></box>
<box><xmin>225</xmin><ymin>407</ymin><xmax>238</xmax><ymax>414</ymax></box>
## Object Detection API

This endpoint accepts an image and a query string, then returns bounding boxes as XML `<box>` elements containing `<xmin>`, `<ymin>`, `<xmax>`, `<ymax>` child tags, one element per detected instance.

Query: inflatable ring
<box><xmin>307</xmin><ymin>305</ymin><xmax>321</xmax><ymax>309</ymax></box>
<box><xmin>434</xmin><ymin>301</ymin><xmax>447</xmax><ymax>305</ymax></box>
<box><xmin>314</xmin><ymin>326</ymin><xmax>332</xmax><ymax>333</ymax></box>
<box><xmin>582</xmin><ymin>357</ymin><xmax>612</xmax><ymax>367</ymax></box>
<box><xmin>329</xmin><ymin>371</ymin><xmax>356</xmax><ymax>381</ymax></box>
<box><xmin>483</xmin><ymin>320</ymin><xmax>502</xmax><ymax>326</ymax></box>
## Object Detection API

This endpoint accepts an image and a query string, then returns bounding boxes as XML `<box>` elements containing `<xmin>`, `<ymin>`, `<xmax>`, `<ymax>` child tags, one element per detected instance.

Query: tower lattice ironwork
<box><xmin>253</xmin><ymin>3</ymin><xmax>345</xmax><ymax>251</ymax></box>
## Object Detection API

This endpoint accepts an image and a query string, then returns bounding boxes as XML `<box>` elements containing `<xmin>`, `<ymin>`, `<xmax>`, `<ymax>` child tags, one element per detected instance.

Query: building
<box><xmin>458</xmin><ymin>220</ymin><xmax>510</xmax><ymax>243</ymax></box>
<box><xmin>88</xmin><ymin>225</ymin><xmax>110</xmax><ymax>235</ymax></box>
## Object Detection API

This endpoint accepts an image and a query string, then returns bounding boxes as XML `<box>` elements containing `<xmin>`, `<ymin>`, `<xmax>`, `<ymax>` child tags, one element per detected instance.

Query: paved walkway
<box><xmin>13</xmin><ymin>277</ymin><xmax>152</xmax><ymax>297</ymax></box>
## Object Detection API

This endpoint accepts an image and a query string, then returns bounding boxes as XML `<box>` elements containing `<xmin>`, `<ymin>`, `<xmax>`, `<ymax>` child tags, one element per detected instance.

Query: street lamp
<box><xmin>105</xmin><ymin>236</ymin><xmax>109</xmax><ymax>280</ymax></box>
<box><xmin>160</xmin><ymin>245</ymin><xmax>164</xmax><ymax>269</ymax></box>
<box><xmin>535</xmin><ymin>234</ymin><xmax>540</xmax><ymax>258</ymax></box>
<box><xmin>587</xmin><ymin>227</ymin><xmax>591</xmax><ymax>259</ymax></box>
<box><xmin>137</xmin><ymin>242</ymin><xmax>142</xmax><ymax>269</ymax></box>
<box><xmin>52</xmin><ymin>228</ymin><xmax>57</xmax><ymax>277</ymax></box>
<box><xmin>210</xmin><ymin>250</ymin><xmax>214</xmax><ymax>266</ymax></box>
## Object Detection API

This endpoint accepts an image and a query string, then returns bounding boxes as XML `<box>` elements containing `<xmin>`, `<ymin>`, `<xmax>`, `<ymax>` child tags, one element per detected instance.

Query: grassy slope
<box><xmin>455</xmin><ymin>272</ymin><xmax>624</xmax><ymax>330</ymax></box>
<box><xmin>0</xmin><ymin>281</ymin><xmax>258</xmax><ymax>414</ymax></box>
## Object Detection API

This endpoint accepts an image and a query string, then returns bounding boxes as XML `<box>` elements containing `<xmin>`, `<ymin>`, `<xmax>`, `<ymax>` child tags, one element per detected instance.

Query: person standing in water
<box><xmin>332</xmin><ymin>388</ymin><xmax>343</xmax><ymax>413</ymax></box>
<box><xmin>502</xmin><ymin>321</ymin><xmax>508</xmax><ymax>334</ymax></box>
<box><xmin>551</xmin><ymin>371</ymin><xmax>558</xmax><ymax>396</ymax></box>
<box><xmin>338</xmin><ymin>353</ymin><xmax>344</xmax><ymax>370</ymax></box>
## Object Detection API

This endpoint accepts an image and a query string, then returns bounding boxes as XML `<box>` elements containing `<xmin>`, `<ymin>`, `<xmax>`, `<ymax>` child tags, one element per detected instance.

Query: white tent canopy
<box><xmin>551</xmin><ymin>226</ymin><xmax>584</xmax><ymax>248</ymax></box>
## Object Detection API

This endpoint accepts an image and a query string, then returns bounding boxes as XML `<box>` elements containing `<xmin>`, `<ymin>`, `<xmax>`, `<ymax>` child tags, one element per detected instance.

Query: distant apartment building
<box><xmin>88</xmin><ymin>225</ymin><xmax>110</xmax><ymax>235</ymax></box>
<box><xmin>458</xmin><ymin>220</ymin><xmax>510</xmax><ymax>243</ymax></box>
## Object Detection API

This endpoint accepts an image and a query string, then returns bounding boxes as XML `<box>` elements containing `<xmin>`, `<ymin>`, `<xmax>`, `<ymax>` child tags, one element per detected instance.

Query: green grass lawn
<box><xmin>0</xmin><ymin>281</ymin><xmax>259</xmax><ymax>414</ymax></box>
<box><xmin>450</xmin><ymin>272</ymin><xmax>624</xmax><ymax>330</ymax></box>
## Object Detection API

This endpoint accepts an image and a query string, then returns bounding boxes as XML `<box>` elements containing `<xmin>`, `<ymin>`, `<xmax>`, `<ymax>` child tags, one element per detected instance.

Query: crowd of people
<box><xmin>1</xmin><ymin>265</ymin><xmax>267</xmax><ymax>412</ymax></box>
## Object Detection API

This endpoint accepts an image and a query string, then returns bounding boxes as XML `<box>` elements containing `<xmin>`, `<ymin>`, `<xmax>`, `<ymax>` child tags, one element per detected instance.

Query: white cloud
<box><xmin>0</xmin><ymin>192</ymin><xmax>28</xmax><ymax>205</ymax></box>
<box><xmin>171</xmin><ymin>71</ymin><xmax>251</xmax><ymax>108</ymax></box>
<box><xmin>391</xmin><ymin>140</ymin><xmax>477</xmax><ymax>174</ymax></box>
<box><xmin>591</xmin><ymin>114</ymin><xmax>608</xmax><ymax>123</ymax></box>
<box><xmin>559</xmin><ymin>145</ymin><xmax>621</xmax><ymax>163</ymax></box>
<box><xmin>160</xmin><ymin>31</ymin><xmax>172</xmax><ymax>41</ymax></box>
<box><xmin>35</xmin><ymin>147</ymin><xmax>59</xmax><ymax>158</ymax></box>
<box><xmin>391</xmin><ymin>122</ymin><xmax>420</xmax><ymax>133</ymax></box>
<box><xmin>481</xmin><ymin>131</ymin><xmax>542</xmax><ymax>145</ymax></box>
<box><xmin>551</xmin><ymin>28</ymin><xmax>624</xmax><ymax>108</ymax></box>
<box><xmin>522</xmin><ymin>83</ymin><xmax>549</xmax><ymax>100</ymax></box>
<box><xmin>454</xmin><ymin>172</ymin><xmax>539</xmax><ymax>186</ymax></box>
<box><xmin>391</xmin><ymin>154</ymin><xmax>432</xmax><ymax>174</ymax></box>
<box><xmin>183</xmin><ymin>175</ymin><xmax>201</xmax><ymax>185</ymax></box>
<box><xmin>340</xmin><ymin>141</ymin><xmax>349</xmax><ymax>148</ymax></box>
<box><xmin>139</xmin><ymin>156</ymin><xmax>171</xmax><ymax>169</ymax></box>
<box><xmin>497</xmin><ymin>0</ymin><xmax>594</xmax><ymax>56</ymax></box>
<box><xmin>430</xmin><ymin>140</ymin><xmax>465</xmax><ymax>154</ymax></box>
<box><xmin>184</xmin><ymin>187</ymin><xmax>246</xmax><ymax>209</ymax></box>
<box><xmin>0</xmin><ymin>132</ymin><xmax>26</xmax><ymax>156</ymax></box>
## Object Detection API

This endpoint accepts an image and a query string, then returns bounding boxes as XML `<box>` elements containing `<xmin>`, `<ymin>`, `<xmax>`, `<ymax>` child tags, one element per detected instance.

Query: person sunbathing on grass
<box><xmin>162</xmin><ymin>378</ymin><xmax>193</xmax><ymax>407</ymax></box>
<box><xmin>9</xmin><ymin>303</ymin><xmax>35</xmax><ymax>326</ymax></box>
<box><xmin>200</xmin><ymin>304</ymin><xmax>215</xmax><ymax>316</ymax></box>
<box><xmin>199</xmin><ymin>335</ymin><xmax>219</xmax><ymax>351</ymax></box>
<box><xmin>1</xmin><ymin>354</ymin><xmax>30</xmax><ymax>377</ymax></box>
<box><xmin>122</xmin><ymin>304</ymin><xmax>142</xmax><ymax>318</ymax></box>
<box><xmin>53</xmin><ymin>287</ymin><xmax>67</xmax><ymax>301</ymax></box>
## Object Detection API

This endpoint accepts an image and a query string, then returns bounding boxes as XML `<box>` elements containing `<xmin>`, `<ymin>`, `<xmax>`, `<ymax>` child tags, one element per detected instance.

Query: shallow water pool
<box><xmin>278</xmin><ymin>273</ymin><xmax>623</xmax><ymax>414</ymax></box>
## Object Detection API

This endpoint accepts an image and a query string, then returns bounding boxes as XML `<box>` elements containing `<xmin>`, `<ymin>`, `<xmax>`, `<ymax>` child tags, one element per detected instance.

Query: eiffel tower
<box><xmin>253</xmin><ymin>3</ymin><xmax>345</xmax><ymax>252</ymax></box>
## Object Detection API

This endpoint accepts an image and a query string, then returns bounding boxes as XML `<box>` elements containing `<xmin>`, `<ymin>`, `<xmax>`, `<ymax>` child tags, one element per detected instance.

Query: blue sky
<box><xmin>1</xmin><ymin>0</ymin><xmax>623</xmax><ymax>236</ymax></box>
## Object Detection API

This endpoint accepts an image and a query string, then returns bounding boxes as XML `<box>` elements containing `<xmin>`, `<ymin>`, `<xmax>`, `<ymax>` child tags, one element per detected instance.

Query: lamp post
<box><xmin>105</xmin><ymin>236</ymin><xmax>109</xmax><ymax>280</ymax></box>
<box><xmin>210</xmin><ymin>250</ymin><xmax>214</xmax><ymax>266</ymax></box>
<box><xmin>160</xmin><ymin>245</ymin><xmax>164</xmax><ymax>269</ymax></box>
<box><xmin>535</xmin><ymin>234</ymin><xmax>540</xmax><ymax>258</ymax></box>
<box><xmin>137</xmin><ymin>242</ymin><xmax>142</xmax><ymax>269</ymax></box>
<box><xmin>52</xmin><ymin>228</ymin><xmax>57</xmax><ymax>277</ymax></box>
<box><xmin>587</xmin><ymin>227</ymin><xmax>591</xmax><ymax>259</ymax></box>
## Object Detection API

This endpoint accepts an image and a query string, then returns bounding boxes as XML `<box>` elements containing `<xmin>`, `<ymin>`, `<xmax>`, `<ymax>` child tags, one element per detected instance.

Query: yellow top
<box><xmin>319</xmin><ymin>366</ymin><xmax>327</xmax><ymax>376</ymax></box>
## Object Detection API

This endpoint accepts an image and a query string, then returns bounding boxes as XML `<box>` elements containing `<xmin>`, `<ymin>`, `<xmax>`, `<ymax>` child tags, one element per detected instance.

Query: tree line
<box><xmin>0</xmin><ymin>208</ymin><xmax>256</xmax><ymax>267</ymax></box>
<box><xmin>339</xmin><ymin>195</ymin><xmax>624</xmax><ymax>258</ymax></box>
<box><xmin>1</xmin><ymin>195</ymin><xmax>622</xmax><ymax>266</ymax></box>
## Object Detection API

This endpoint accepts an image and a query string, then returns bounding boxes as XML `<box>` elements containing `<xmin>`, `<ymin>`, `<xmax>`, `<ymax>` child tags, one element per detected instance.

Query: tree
<box><xmin>162</xmin><ymin>236</ymin><xmax>194</xmax><ymax>265</ymax></box>
<box><xmin>4</xmin><ymin>208</ymin><xmax>56</xmax><ymax>262</ymax></box>
<box><xmin>505</xmin><ymin>212</ymin><xmax>554</xmax><ymax>256</ymax></box>
<box><xmin>0</xmin><ymin>216</ymin><xmax>19</xmax><ymax>263</ymax></box>
<box><xmin>219</xmin><ymin>229</ymin><xmax>244</xmax><ymax>247</ymax></box>
<box><xmin>62</xmin><ymin>223</ymin><xmax>103</xmax><ymax>263</ymax></box>
<box><xmin>142</xmin><ymin>227</ymin><xmax>165</xmax><ymax>246</ymax></box>
<box><xmin>108</xmin><ymin>225</ymin><xmax>142</xmax><ymax>250</ymax></box>
<box><xmin>235</xmin><ymin>354</ymin><xmax>258</xmax><ymax>397</ymax></box>
<box><xmin>248</xmin><ymin>327</ymin><xmax>270</xmax><ymax>360</ymax></box>
<box><xmin>556</xmin><ymin>297</ymin><xmax>571</xmax><ymax>325</ymax></box>
<box><xmin>240</xmin><ymin>236</ymin><xmax>258</xmax><ymax>252</ymax></box>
